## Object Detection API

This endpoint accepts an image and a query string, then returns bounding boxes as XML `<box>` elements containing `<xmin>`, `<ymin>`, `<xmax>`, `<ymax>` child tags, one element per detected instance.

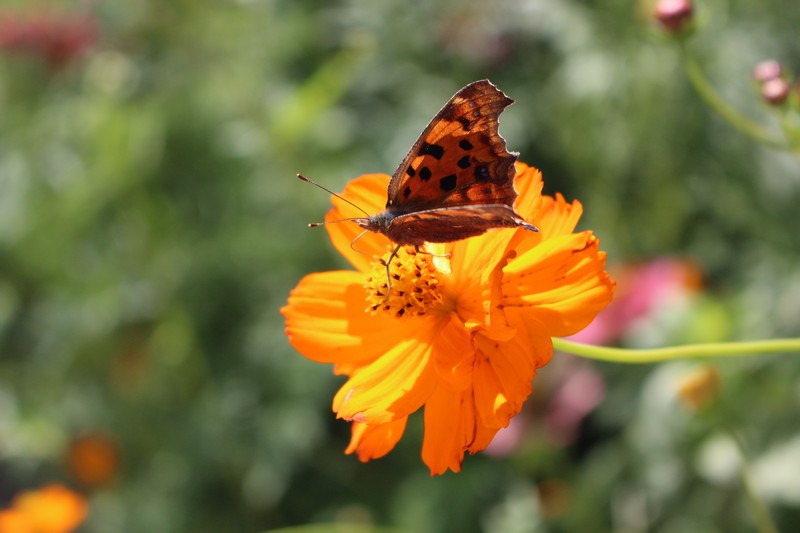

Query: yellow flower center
<box><xmin>364</xmin><ymin>246</ymin><xmax>444</xmax><ymax>317</ymax></box>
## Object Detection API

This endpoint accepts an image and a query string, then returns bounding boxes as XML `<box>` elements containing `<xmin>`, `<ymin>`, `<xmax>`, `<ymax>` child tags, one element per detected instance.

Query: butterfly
<box><xmin>301</xmin><ymin>79</ymin><xmax>537</xmax><ymax>295</ymax></box>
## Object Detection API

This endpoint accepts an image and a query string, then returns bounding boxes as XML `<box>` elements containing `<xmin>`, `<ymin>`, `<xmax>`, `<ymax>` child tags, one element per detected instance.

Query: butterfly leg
<box><xmin>414</xmin><ymin>245</ymin><xmax>451</xmax><ymax>260</ymax></box>
<box><xmin>349</xmin><ymin>229</ymin><xmax>370</xmax><ymax>256</ymax></box>
<box><xmin>382</xmin><ymin>243</ymin><xmax>402</xmax><ymax>303</ymax></box>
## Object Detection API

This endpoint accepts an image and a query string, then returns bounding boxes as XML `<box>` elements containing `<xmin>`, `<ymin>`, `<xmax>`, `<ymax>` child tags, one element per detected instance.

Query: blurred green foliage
<box><xmin>0</xmin><ymin>0</ymin><xmax>799</xmax><ymax>532</ymax></box>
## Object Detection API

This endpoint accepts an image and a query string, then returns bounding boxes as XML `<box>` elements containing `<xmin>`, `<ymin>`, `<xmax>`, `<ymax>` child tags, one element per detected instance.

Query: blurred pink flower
<box><xmin>483</xmin><ymin>415</ymin><xmax>525</xmax><ymax>457</ymax></box>
<box><xmin>568</xmin><ymin>258</ymin><xmax>702</xmax><ymax>345</ymax></box>
<box><xmin>485</xmin><ymin>358</ymin><xmax>606</xmax><ymax>455</ymax></box>
<box><xmin>543</xmin><ymin>360</ymin><xmax>605</xmax><ymax>446</ymax></box>
<box><xmin>0</xmin><ymin>8</ymin><xmax>98</xmax><ymax>69</ymax></box>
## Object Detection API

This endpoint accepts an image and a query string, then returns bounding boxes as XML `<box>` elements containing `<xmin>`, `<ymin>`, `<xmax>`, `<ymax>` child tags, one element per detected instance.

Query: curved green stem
<box><xmin>728</xmin><ymin>431</ymin><xmax>780</xmax><ymax>533</ymax></box>
<box><xmin>778</xmin><ymin>109</ymin><xmax>800</xmax><ymax>153</ymax></box>
<box><xmin>681</xmin><ymin>49</ymin><xmax>787</xmax><ymax>150</ymax></box>
<box><xmin>552</xmin><ymin>337</ymin><xmax>800</xmax><ymax>364</ymax></box>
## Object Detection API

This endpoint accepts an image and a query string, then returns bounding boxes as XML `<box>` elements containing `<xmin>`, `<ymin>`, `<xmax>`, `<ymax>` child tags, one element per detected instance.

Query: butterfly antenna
<box><xmin>307</xmin><ymin>217</ymin><xmax>364</xmax><ymax>228</ymax></box>
<box><xmin>297</xmin><ymin>174</ymin><xmax>371</xmax><ymax>218</ymax></box>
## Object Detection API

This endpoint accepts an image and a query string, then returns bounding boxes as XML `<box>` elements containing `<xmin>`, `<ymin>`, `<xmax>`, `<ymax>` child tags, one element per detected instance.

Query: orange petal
<box><xmin>446</xmin><ymin>165</ymin><xmax>546</xmax><ymax>311</ymax></box>
<box><xmin>283</xmin><ymin>271</ymin><xmax>425</xmax><ymax>368</ymax></box>
<box><xmin>506</xmin><ymin>192</ymin><xmax>583</xmax><ymax>259</ymax></box>
<box><xmin>466</xmin><ymin>422</ymin><xmax>502</xmax><ymax>455</ymax></box>
<box><xmin>466</xmin><ymin>315</ymin><xmax>553</xmax><ymax>455</ymax></box>
<box><xmin>471</xmin><ymin>354</ymin><xmax>515</xmax><ymax>429</ymax></box>
<box><xmin>502</xmin><ymin>232</ymin><xmax>615</xmax><ymax>337</ymax></box>
<box><xmin>325</xmin><ymin>173</ymin><xmax>394</xmax><ymax>272</ymax></box>
<box><xmin>447</xmin><ymin>230</ymin><xmax>516</xmax><ymax>297</ymax></box>
<box><xmin>536</xmin><ymin>194</ymin><xmax>584</xmax><ymax>240</ymax></box>
<box><xmin>345</xmin><ymin>418</ymin><xmax>408</xmax><ymax>462</ymax></box>
<box><xmin>446</xmin><ymin>167</ymin><xmax>544</xmax><ymax>290</ymax></box>
<box><xmin>472</xmin><ymin>319</ymin><xmax>552</xmax><ymax>429</ymax></box>
<box><xmin>333</xmin><ymin>317</ymin><xmax>444</xmax><ymax>424</ymax></box>
<box><xmin>450</xmin><ymin>244</ymin><xmax>517</xmax><ymax>345</ymax></box>
<box><xmin>420</xmin><ymin>384</ymin><xmax>504</xmax><ymax>472</ymax></box>
<box><xmin>511</xmin><ymin>163</ymin><xmax>545</xmax><ymax>224</ymax></box>
<box><xmin>431</xmin><ymin>314</ymin><xmax>475</xmax><ymax>392</ymax></box>
<box><xmin>422</xmin><ymin>385</ymin><xmax>472</xmax><ymax>475</ymax></box>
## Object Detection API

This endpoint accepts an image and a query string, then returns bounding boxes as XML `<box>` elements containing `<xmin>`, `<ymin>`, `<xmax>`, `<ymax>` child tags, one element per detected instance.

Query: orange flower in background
<box><xmin>67</xmin><ymin>432</ymin><xmax>121</xmax><ymax>488</ymax></box>
<box><xmin>0</xmin><ymin>484</ymin><xmax>87</xmax><ymax>533</ymax></box>
<box><xmin>282</xmin><ymin>163</ymin><xmax>615</xmax><ymax>475</ymax></box>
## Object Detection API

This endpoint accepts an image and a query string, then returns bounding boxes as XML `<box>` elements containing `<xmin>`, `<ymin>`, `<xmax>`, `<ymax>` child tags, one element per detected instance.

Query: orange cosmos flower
<box><xmin>282</xmin><ymin>163</ymin><xmax>615</xmax><ymax>475</ymax></box>
<box><xmin>0</xmin><ymin>484</ymin><xmax>88</xmax><ymax>533</ymax></box>
<box><xmin>67</xmin><ymin>432</ymin><xmax>121</xmax><ymax>488</ymax></box>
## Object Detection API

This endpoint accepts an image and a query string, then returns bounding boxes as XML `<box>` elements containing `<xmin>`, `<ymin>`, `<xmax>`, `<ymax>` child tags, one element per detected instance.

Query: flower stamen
<box><xmin>364</xmin><ymin>246</ymin><xmax>443</xmax><ymax>317</ymax></box>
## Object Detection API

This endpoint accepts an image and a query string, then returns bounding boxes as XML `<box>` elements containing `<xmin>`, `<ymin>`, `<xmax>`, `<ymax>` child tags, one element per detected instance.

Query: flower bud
<box><xmin>761</xmin><ymin>77</ymin><xmax>790</xmax><ymax>105</ymax></box>
<box><xmin>655</xmin><ymin>0</ymin><xmax>694</xmax><ymax>33</ymax></box>
<box><xmin>753</xmin><ymin>60</ymin><xmax>782</xmax><ymax>83</ymax></box>
<box><xmin>677</xmin><ymin>366</ymin><xmax>719</xmax><ymax>410</ymax></box>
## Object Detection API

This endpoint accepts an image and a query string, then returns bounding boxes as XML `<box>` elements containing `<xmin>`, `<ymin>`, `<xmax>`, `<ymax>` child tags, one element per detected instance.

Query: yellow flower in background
<box><xmin>677</xmin><ymin>365</ymin><xmax>720</xmax><ymax>410</ymax></box>
<box><xmin>0</xmin><ymin>484</ymin><xmax>87</xmax><ymax>533</ymax></box>
<box><xmin>282</xmin><ymin>163</ymin><xmax>615</xmax><ymax>475</ymax></box>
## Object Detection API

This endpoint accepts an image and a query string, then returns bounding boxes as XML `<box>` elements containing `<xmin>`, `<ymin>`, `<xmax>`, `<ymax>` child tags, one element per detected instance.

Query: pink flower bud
<box><xmin>753</xmin><ymin>60</ymin><xmax>783</xmax><ymax>83</ymax></box>
<box><xmin>655</xmin><ymin>0</ymin><xmax>694</xmax><ymax>33</ymax></box>
<box><xmin>761</xmin><ymin>77</ymin><xmax>790</xmax><ymax>105</ymax></box>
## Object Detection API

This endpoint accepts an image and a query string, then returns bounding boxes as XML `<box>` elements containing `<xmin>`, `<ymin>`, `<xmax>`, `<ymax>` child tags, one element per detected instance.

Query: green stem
<box><xmin>778</xmin><ymin>108</ymin><xmax>800</xmax><ymax>153</ymax></box>
<box><xmin>681</xmin><ymin>49</ymin><xmax>787</xmax><ymax>150</ymax></box>
<box><xmin>552</xmin><ymin>337</ymin><xmax>800</xmax><ymax>364</ymax></box>
<box><xmin>729</xmin><ymin>431</ymin><xmax>779</xmax><ymax>533</ymax></box>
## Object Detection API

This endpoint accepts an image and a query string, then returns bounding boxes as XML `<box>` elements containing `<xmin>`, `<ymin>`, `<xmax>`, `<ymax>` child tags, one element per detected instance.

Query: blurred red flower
<box><xmin>0</xmin><ymin>8</ymin><xmax>98</xmax><ymax>69</ymax></box>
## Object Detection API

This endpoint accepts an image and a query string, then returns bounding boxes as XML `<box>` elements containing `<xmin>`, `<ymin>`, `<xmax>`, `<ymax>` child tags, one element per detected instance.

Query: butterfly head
<box><xmin>355</xmin><ymin>210</ymin><xmax>433</xmax><ymax>247</ymax></box>
<box><xmin>354</xmin><ymin>211</ymin><xmax>391</xmax><ymax>234</ymax></box>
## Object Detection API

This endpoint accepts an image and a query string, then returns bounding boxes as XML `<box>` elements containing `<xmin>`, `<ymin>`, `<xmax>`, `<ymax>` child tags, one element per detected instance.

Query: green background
<box><xmin>1</xmin><ymin>0</ymin><xmax>799</xmax><ymax>531</ymax></box>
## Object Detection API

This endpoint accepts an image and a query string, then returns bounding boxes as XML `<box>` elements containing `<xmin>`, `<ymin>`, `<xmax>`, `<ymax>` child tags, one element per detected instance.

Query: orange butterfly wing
<box><xmin>355</xmin><ymin>80</ymin><xmax>536</xmax><ymax>247</ymax></box>
<box><xmin>385</xmin><ymin>79</ymin><xmax>519</xmax><ymax>214</ymax></box>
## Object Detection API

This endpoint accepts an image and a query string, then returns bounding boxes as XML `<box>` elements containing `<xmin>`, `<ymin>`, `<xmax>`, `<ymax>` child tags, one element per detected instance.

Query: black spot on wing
<box><xmin>419</xmin><ymin>142</ymin><xmax>445</xmax><ymax>160</ymax></box>
<box><xmin>459</xmin><ymin>139</ymin><xmax>473</xmax><ymax>151</ymax></box>
<box><xmin>457</xmin><ymin>156</ymin><xmax>471</xmax><ymax>169</ymax></box>
<box><xmin>403</xmin><ymin>186</ymin><xmax>412</xmax><ymax>198</ymax></box>
<box><xmin>440</xmin><ymin>174</ymin><xmax>457</xmax><ymax>192</ymax></box>
<box><xmin>406</xmin><ymin>166</ymin><xmax>415</xmax><ymax>177</ymax></box>
<box><xmin>457</xmin><ymin>117</ymin><xmax>471</xmax><ymax>131</ymax></box>
<box><xmin>474</xmin><ymin>165</ymin><xmax>490</xmax><ymax>181</ymax></box>
<box><xmin>419</xmin><ymin>167</ymin><xmax>432</xmax><ymax>181</ymax></box>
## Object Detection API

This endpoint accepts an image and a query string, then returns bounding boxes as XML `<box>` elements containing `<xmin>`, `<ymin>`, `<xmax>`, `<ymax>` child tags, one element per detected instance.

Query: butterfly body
<box><xmin>357</xmin><ymin>204</ymin><xmax>535</xmax><ymax>247</ymax></box>
<box><xmin>354</xmin><ymin>79</ymin><xmax>537</xmax><ymax>247</ymax></box>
